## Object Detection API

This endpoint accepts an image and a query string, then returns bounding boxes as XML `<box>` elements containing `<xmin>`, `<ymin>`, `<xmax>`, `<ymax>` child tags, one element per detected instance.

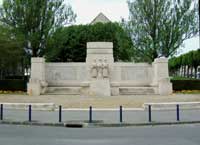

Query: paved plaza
<box><xmin>0</xmin><ymin>94</ymin><xmax>199</xmax><ymax>108</ymax></box>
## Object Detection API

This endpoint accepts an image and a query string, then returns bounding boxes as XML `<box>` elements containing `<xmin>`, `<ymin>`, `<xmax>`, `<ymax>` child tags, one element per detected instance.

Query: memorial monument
<box><xmin>27</xmin><ymin>42</ymin><xmax>172</xmax><ymax>96</ymax></box>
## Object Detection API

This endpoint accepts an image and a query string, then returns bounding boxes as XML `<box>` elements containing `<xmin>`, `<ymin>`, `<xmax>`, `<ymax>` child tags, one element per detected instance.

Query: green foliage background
<box><xmin>46</xmin><ymin>22</ymin><xmax>133</xmax><ymax>62</ymax></box>
<box><xmin>169</xmin><ymin>49</ymin><xmax>200</xmax><ymax>78</ymax></box>
<box><xmin>0</xmin><ymin>25</ymin><xmax>25</xmax><ymax>78</ymax></box>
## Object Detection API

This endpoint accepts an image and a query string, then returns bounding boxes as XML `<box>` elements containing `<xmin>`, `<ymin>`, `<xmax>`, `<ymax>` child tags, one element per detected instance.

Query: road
<box><xmin>0</xmin><ymin>124</ymin><xmax>200</xmax><ymax>145</ymax></box>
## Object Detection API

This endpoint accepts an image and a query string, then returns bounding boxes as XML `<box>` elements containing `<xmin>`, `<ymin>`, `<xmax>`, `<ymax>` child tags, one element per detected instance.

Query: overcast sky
<box><xmin>0</xmin><ymin>0</ymin><xmax>199</xmax><ymax>55</ymax></box>
<box><xmin>67</xmin><ymin>0</ymin><xmax>129</xmax><ymax>24</ymax></box>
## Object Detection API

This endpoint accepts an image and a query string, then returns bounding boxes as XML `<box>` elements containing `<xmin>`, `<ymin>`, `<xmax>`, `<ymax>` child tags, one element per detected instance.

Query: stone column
<box><xmin>27</xmin><ymin>57</ymin><xmax>47</xmax><ymax>96</ymax></box>
<box><xmin>86</xmin><ymin>42</ymin><xmax>114</xmax><ymax>64</ymax></box>
<box><xmin>86</xmin><ymin>42</ymin><xmax>113</xmax><ymax>96</ymax></box>
<box><xmin>153</xmin><ymin>57</ymin><xmax>173</xmax><ymax>95</ymax></box>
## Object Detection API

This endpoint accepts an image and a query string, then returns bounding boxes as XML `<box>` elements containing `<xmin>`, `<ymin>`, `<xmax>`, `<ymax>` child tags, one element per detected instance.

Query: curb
<box><xmin>0</xmin><ymin>120</ymin><xmax>64</xmax><ymax>127</ymax></box>
<box><xmin>0</xmin><ymin>103</ymin><xmax>56</xmax><ymax>111</ymax></box>
<box><xmin>60</xmin><ymin>108</ymin><xmax>144</xmax><ymax>111</ymax></box>
<box><xmin>1</xmin><ymin>120</ymin><xmax>200</xmax><ymax>128</ymax></box>
<box><xmin>93</xmin><ymin>121</ymin><xmax>200</xmax><ymax>127</ymax></box>
<box><xmin>1</xmin><ymin>102</ymin><xmax>200</xmax><ymax>111</ymax></box>
<box><xmin>143</xmin><ymin>102</ymin><xmax>200</xmax><ymax>110</ymax></box>
<box><xmin>53</xmin><ymin>102</ymin><xmax>200</xmax><ymax>111</ymax></box>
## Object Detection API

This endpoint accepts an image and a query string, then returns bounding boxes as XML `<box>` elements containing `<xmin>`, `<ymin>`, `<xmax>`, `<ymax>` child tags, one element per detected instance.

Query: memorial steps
<box><xmin>45</xmin><ymin>86</ymin><xmax>156</xmax><ymax>95</ymax></box>
<box><xmin>45</xmin><ymin>87</ymin><xmax>82</xmax><ymax>95</ymax></box>
<box><xmin>119</xmin><ymin>87</ymin><xmax>155</xmax><ymax>95</ymax></box>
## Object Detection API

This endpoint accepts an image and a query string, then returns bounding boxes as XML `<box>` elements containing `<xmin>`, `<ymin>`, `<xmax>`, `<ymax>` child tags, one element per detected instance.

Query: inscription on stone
<box><xmin>121</xmin><ymin>66</ymin><xmax>149</xmax><ymax>81</ymax></box>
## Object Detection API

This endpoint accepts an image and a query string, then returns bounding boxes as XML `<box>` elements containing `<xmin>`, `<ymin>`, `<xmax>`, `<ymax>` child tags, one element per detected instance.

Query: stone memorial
<box><xmin>27</xmin><ymin>42</ymin><xmax>172</xmax><ymax>96</ymax></box>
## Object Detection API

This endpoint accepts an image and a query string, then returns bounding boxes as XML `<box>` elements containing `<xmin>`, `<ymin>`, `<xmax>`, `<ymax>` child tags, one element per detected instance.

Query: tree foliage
<box><xmin>169</xmin><ymin>49</ymin><xmax>200</xmax><ymax>78</ymax></box>
<box><xmin>0</xmin><ymin>24</ymin><xmax>24</xmax><ymax>79</ymax></box>
<box><xmin>0</xmin><ymin>0</ymin><xmax>76</xmax><ymax>57</ymax></box>
<box><xmin>46</xmin><ymin>22</ymin><xmax>133</xmax><ymax>62</ymax></box>
<box><xmin>124</xmin><ymin>0</ymin><xmax>198</xmax><ymax>62</ymax></box>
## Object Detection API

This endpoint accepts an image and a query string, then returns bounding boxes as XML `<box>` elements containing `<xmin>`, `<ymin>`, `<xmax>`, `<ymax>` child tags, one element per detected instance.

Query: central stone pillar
<box><xmin>86</xmin><ymin>42</ymin><xmax>113</xmax><ymax>96</ymax></box>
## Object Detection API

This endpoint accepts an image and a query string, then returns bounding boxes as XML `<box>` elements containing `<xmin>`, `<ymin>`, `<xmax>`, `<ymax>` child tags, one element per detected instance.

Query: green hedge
<box><xmin>171</xmin><ymin>80</ymin><xmax>200</xmax><ymax>90</ymax></box>
<box><xmin>0</xmin><ymin>80</ymin><xmax>27</xmax><ymax>91</ymax></box>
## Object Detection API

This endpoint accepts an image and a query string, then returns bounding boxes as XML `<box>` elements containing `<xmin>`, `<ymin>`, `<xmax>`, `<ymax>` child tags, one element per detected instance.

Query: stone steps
<box><xmin>46</xmin><ymin>86</ymin><xmax>156</xmax><ymax>95</ymax></box>
<box><xmin>46</xmin><ymin>87</ymin><xmax>81</xmax><ymax>95</ymax></box>
<box><xmin>119</xmin><ymin>87</ymin><xmax>155</xmax><ymax>95</ymax></box>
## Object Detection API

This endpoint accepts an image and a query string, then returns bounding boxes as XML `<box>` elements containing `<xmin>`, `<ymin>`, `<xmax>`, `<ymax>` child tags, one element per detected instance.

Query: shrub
<box><xmin>0</xmin><ymin>80</ymin><xmax>27</xmax><ymax>91</ymax></box>
<box><xmin>171</xmin><ymin>80</ymin><xmax>200</xmax><ymax>91</ymax></box>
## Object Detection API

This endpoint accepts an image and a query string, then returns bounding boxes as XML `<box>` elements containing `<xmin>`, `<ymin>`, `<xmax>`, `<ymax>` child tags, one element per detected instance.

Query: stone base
<box><xmin>27</xmin><ymin>82</ymin><xmax>41</xmax><ymax>96</ymax></box>
<box><xmin>46</xmin><ymin>87</ymin><xmax>81</xmax><ymax>95</ymax></box>
<box><xmin>158</xmin><ymin>78</ymin><xmax>173</xmax><ymax>95</ymax></box>
<box><xmin>27</xmin><ymin>80</ymin><xmax>48</xmax><ymax>96</ymax></box>
<box><xmin>90</xmin><ymin>79</ymin><xmax>111</xmax><ymax>96</ymax></box>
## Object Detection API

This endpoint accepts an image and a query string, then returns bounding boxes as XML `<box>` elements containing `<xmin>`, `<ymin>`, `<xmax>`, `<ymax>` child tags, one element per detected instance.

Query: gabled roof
<box><xmin>90</xmin><ymin>12</ymin><xmax>111</xmax><ymax>24</ymax></box>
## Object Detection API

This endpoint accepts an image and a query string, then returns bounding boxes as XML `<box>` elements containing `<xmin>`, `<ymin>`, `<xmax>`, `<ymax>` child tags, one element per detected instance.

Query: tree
<box><xmin>168</xmin><ymin>57</ymin><xmax>177</xmax><ymax>75</ymax></box>
<box><xmin>124</xmin><ymin>0</ymin><xmax>198</xmax><ymax>62</ymax></box>
<box><xmin>0</xmin><ymin>0</ymin><xmax>76</xmax><ymax>57</ymax></box>
<box><xmin>192</xmin><ymin>50</ymin><xmax>200</xmax><ymax>78</ymax></box>
<box><xmin>185</xmin><ymin>51</ymin><xmax>193</xmax><ymax>77</ymax></box>
<box><xmin>46</xmin><ymin>22</ymin><xmax>133</xmax><ymax>62</ymax></box>
<box><xmin>169</xmin><ymin>49</ymin><xmax>200</xmax><ymax>78</ymax></box>
<box><xmin>0</xmin><ymin>24</ymin><xmax>24</xmax><ymax>79</ymax></box>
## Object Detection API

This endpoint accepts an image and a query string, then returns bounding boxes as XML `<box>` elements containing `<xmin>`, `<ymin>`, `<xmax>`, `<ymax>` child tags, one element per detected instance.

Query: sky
<box><xmin>67</xmin><ymin>0</ymin><xmax>129</xmax><ymax>25</ymax></box>
<box><xmin>0</xmin><ymin>0</ymin><xmax>199</xmax><ymax>55</ymax></box>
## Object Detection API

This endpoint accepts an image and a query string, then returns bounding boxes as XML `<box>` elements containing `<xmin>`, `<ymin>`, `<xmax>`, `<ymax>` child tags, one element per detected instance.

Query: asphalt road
<box><xmin>0</xmin><ymin>124</ymin><xmax>200</xmax><ymax>145</ymax></box>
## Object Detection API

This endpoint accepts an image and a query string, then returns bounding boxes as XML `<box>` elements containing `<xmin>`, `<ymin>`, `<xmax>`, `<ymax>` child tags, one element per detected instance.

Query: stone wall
<box><xmin>45</xmin><ymin>63</ymin><xmax>88</xmax><ymax>86</ymax></box>
<box><xmin>27</xmin><ymin>42</ymin><xmax>172</xmax><ymax>96</ymax></box>
<box><xmin>110</xmin><ymin>63</ymin><xmax>153</xmax><ymax>85</ymax></box>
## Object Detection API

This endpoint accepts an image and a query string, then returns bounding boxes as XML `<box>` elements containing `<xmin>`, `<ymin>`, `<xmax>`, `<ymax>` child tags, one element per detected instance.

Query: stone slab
<box><xmin>0</xmin><ymin>103</ymin><xmax>56</xmax><ymax>111</ymax></box>
<box><xmin>87</xmin><ymin>42</ymin><xmax>113</xmax><ymax>49</ymax></box>
<box><xmin>143</xmin><ymin>102</ymin><xmax>200</xmax><ymax>110</ymax></box>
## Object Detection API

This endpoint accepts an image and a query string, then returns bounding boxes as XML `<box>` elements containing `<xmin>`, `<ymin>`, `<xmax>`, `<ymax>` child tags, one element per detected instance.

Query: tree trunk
<box><xmin>187</xmin><ymin>66</ymin><xmax>190</xmax><ymax>78</ymax></box>
<box><xmin>190</xmin><ymin>67</ymin><xmax>193</xmax><ymax>78</ymax></box>
<box><xmin>183</xmin><ymin>65</ymin><xmax>186</xmax><ymax>77</ymax></box>
<box><xmin>194</xmin><ymin>67</ymin><xmax>197</xmax><ymax>79</ymax></box>
<box><xmin>181</xmin><ymin>66</ymin><xmax>183</xmax><ymax>77</ymax></box>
